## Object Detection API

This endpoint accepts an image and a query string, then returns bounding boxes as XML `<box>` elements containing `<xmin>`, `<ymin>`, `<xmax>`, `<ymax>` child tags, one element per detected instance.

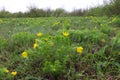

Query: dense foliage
<box><xmin>0</xmin><ymin>17</ymin><xmax>120</xmax><ymax>79</ymax></box>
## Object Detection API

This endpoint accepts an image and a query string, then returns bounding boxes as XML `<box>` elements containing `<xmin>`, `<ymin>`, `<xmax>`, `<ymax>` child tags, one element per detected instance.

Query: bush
<box><xmin>69</xmin><ymin>29</ymin><xmax>107</xmax><ymax>44</ymax></box>
<box><xmin>6</xmin><ymin>32</ymin><xmax>35</xmax><ymax>53</ymax></box>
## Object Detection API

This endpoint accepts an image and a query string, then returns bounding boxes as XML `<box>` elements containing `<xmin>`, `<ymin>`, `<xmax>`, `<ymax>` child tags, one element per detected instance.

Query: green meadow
<box><xmin>0</xmin><ymin>17</ymin><xmax>120</xmax><ymax>80</ymax></box>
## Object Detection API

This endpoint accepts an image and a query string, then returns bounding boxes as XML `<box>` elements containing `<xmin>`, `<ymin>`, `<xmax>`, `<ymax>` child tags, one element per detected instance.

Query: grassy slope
<box><xmin>0</xmin><ymin>17</ymin><xmax>120</xmax><ymax>80</ymax></box>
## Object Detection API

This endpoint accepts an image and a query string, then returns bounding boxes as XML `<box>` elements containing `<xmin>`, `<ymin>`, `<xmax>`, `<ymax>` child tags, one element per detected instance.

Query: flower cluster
<box><xmin>4</xmin><ymin>68</ymin><xmax>17</xmax><ymax>76</ymax></box>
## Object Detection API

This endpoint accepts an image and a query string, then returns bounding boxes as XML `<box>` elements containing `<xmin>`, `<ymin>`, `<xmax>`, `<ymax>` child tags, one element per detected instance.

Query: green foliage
<box><xmin>70</xmin><ymin>9</ymin><xmax>85</xmax><ymax>16</ymax></box>
<box><xmin>51</xmin><ymin>21</ymin><xmax>61</xmax><ymax>30</ymax></box>
<box><xmin>0</xmin><ymin>10</ymin><xmax>12</xmax><ymax>18</ymax></box>
<box><xmin>104</xmin><ymin>0</ymin><xmax>120</xmax><ymax>16</ymax></box>
<box><xmin>0</xmin><ymin>68</ymin><xmax>12</xmax><ymax>79</ymax></box>
<box><xmin>0</xmin><ymin>37</ymin><xmax>8</xmax><ymax>51</ymax></box>
<box><xmin>0</xmin><ymin>17</ymin><xmax>120</xmax><ymax>80</ymax></box>
<box><xmin>11</xmin><ymin>32</ymin><xmax>35</xmax><ymax>47</ymax></box>
<box><xmin>0</xmin><ymin>32</ymin><xmax>36</xmax><ymax>55</ymax></box>
<box><xmin>110</xmin><ymin>17</ymin><xmax>120</xmax><ymax>27</ymax></box>
<box><xmin>27</xmin><ymin>34</ymin><xmax>72</xmax><ymax>77</ymax></box>
<box><xmin>85</xmin><ymin>0</ymin><xmax>120</xmax><ymax>16</ymax></box>
<box><xmin>53</xmin><ymin>8</ymin><xmax>67</xmax><ymax>17</ymax></box>
<box><xmin>85</xmin><ymin>6</ymin><xmax>104</xmax><ymax>16</ymax></box>
<box><xmin>69</xmin><ymin>29</ymin><xmax>107</xmax><ymax>44</ymax></box>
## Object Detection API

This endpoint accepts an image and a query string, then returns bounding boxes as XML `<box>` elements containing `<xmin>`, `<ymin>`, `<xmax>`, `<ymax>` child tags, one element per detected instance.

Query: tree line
<box><xmin>0</xmin><ymin>0</ymin><xmax>120</xmax><ymax>18</ymax></box>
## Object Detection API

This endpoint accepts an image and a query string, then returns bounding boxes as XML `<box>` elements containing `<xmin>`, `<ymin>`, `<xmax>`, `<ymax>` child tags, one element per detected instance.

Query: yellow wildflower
<box><xmin>37</xmin><ymin>32</ymin><xmax>42</xmax><ymax>37</ymax></box>
<box><xmin>22</xmin><ymin>51</ymin><xmax>28</xmax><ymax>58</ymax></box>
<box><xmin>77</xmin><ymin>46</ymin><xmax>83</xmax><ymax>54</ymax></box>
<box><xmin>33</xmin><ymin>43</ymin><xmax>38</xmax><ymax>49</ymax></box>
<box><xmin>63</xmin><ymin>32</ymin><xmax>69</xmax><ymax>37</ymax></box>
<box><xmin>11</xmin><ymin>71</ymin><xmax>17</xmax><ymax>76</ymax></box>
<box><xmin>4</xmin><ymin>69</ymin><xmax>9</xmax><ymax>73</ymax></box>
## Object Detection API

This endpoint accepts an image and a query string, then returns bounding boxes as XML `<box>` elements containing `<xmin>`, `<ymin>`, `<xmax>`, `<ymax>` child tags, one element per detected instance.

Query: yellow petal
<box><xmin>11</xmin><ymin>71</ymin><xmax>17</xmax><ymax>76</ymax></box>
<box><xmin>22</xmin><ymin>51</ymin><xmax>28</xmax><ymax>58</ymax></box>
<box><xmin>63</xmin><ymin>32</ymin><xmax>69</xmax><ymax>37</ymax></box>
<box><xmin>77</xmin><ymin>46</ymin><xmax>83</xmax><ymax>54</ymax></box>
<box><xmin>37</xmin><ymin>32</ymin><xmax>42</xmax><ymax>37</ymax></box>
<box><xmin>4</xmin><ymin>69</ymin><xmax>9</xmax><ymax>73</ymax></box>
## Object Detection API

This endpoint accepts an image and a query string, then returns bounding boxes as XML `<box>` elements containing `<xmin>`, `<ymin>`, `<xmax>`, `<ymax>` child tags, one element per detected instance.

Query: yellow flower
<box><xmin>77</xmin><ymin>46</ymin><xmax>83</xmax><ymax>54</ymax></box>
<box><xmin>63</xmin><ymin>32</ymin><xmax>69</xmax><ymax>37</ymax></box>
<box><xmin>22</xmin><ymin>51</ymin><xmax>28</xmax><ymax>58</ymax></box>
<box><xmin>37</xmin><ymin>32</ymin><xmax>42</xmax><ymax>37</ymax></box>
<box><xmin>33</xmin><ymin>43</ymin><xmax>38</xmax><ymax>49</ymax></box>
<box><xmin>11</xmin><ymin>71</ymin><xmax>17</xmax><ymax>76</ymax></box>
<box><xmin>4</xmin><ymin>69</ymin><xmax>9</xmax><ymax>73</ymax></box>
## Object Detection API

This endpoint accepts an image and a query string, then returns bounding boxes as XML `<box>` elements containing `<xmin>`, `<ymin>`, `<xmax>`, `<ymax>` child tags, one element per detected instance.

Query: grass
<box><xmin>0</xmin><ymin>17</ymin><xmax>120</xmax><ymax>80</ymax></box>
